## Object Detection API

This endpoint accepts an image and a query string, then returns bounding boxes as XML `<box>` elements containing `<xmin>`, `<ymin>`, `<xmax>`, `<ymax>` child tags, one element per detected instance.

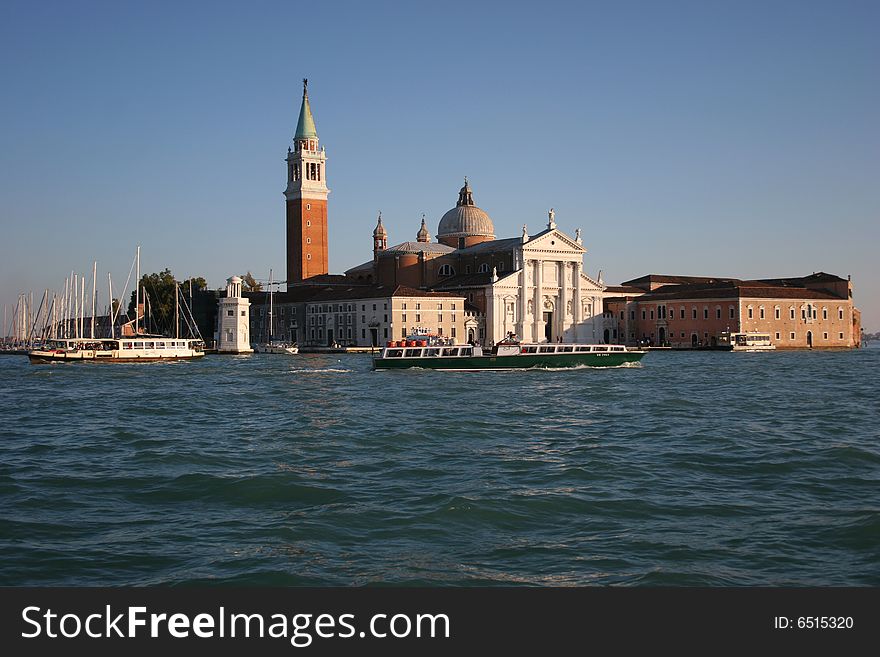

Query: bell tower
<box><xmin>285</xmin><ymin>79</ymin><xmax>330</xmax><ymax>285</ymax></box>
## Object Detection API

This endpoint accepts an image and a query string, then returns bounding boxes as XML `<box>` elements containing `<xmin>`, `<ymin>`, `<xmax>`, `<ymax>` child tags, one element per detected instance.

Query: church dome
<box><xmin>437</xmin><ymin>180</ymin><xmax>495</xmax><ymax>239</ymax></box>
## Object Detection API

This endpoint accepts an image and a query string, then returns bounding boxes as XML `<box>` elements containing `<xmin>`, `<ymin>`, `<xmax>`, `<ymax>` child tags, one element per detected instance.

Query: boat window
<box><xmin>144</xmin><ymin>342</ymin><xmax>155</xmax><ymax>349</ymax></box>
<box><xmin>460</xmin><ymin>348</ymin><xmax>472</xmax><ymax>356</ymax></box>
<box><xmin>386</xmin><ymin>349</ymin><xmax>403</xmax><ymax>358</ymax></box>
<box><xmin>560</xmin><ymin>346</ymin><xmax>574</xmax><ymax>352</ymax></box>
<box><xmin>404</xmin><ymin>349</ymin><xmax>421</xmax><ymax>357</ymax></box>
<box><xmin>538</xmin><ymin>346</ymin><xmax>556</xmax><ymax>353</ymax></box>
<box><xmin>424</xmin><ymin>349</ymin><xmax>440</xmax><ymax>357</ymax></box>
<box><xmin>134</xmin><ymin>342</ymin><xmax>144</xmax><ymax>349</ymax></box>
<box><xmin>441</xmin><ymin>348</ymin><xmax>459</xmax><ymax>356</ymax></box>
<box><xmin>123</xmin><ymin>342</ymin><xmax>133</xmax><ymax>350</ymax></box>
<box><xmin>611</xmin><ymin>346</ymin><xmax>624</xmax><ymax>351</ymax></box>
<box><xmin>156</xmin><ymin>342</ymin><xmax>165</xmax><ymax>349</ymax></box>
<box><xmin>522</xmin><ymin>346</ymin><xmax>538</xmax><ymax>354</ymax></box>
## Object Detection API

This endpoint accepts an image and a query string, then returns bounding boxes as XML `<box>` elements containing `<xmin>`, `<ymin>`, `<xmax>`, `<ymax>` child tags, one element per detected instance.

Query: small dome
<box><xmin>437</xmin><ymin>180</ymin><xmax>495</xmax><ymax>239</ymax></box>
<box><xmin>373</xmin><ymin>214</ymin><xmax>386</xmax><ymax>237</ymax></box>
<box><xmin>228</xmin><ymin>276</ymin><xmax>242</xmax><ymax>284</ymax></box>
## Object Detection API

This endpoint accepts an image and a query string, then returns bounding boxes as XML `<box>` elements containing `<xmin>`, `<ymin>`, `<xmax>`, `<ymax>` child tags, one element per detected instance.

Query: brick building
<box><xmin>603</xmin><ymin>273</ymin><xmax>861</xmax><ymax>349</ymax></box>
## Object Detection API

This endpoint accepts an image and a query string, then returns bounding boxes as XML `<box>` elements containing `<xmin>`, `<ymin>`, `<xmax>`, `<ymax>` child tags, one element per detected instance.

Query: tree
<box><xmin>241</xmin><ymin>272</ymin><xmax>262</xmax><ymax>293</ymax></box>
<box><xmin>126</xmin><ymin>269</ymin><xmax>207</xmax><ymax>334</ymax></box>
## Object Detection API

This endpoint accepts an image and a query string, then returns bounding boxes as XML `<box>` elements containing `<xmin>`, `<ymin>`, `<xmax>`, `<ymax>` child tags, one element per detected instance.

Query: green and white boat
<box><xmin>373</xmin><ymin>336</ymin><xmax>646</xmax><ymax>371</ymax></box>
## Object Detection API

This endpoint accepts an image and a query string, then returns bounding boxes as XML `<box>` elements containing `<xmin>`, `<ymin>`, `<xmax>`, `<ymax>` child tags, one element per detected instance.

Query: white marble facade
<box><xmin>485</xmin><ymin>227</ymin><xmax>604</xmax><ymax>344</ymax></box>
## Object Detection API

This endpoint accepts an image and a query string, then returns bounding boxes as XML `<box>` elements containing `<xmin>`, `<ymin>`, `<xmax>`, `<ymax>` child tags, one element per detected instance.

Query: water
<box><xmin>1</xmin><ymin>346</ymin><xmax>878</xmax><ymax>586</ymax></box>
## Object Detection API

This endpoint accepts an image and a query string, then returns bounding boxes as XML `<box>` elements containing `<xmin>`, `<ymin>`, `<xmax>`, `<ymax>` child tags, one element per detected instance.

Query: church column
<box><xmin>533</xmin><ymin>259</ymin><xmax>543</xmax><ymax>342</ymax></box>
<box><xmin>573</xmin><ymin>262</ymin><xmax>582</xmax><ymax>341</ymax></box>
<box><xmin>558</xmin><ymin>261</ymin><xmax>566</xmax><ymax>342</ymax></box>
<box><xmin>517</xmin><ymin>260</ymin><xmax>528</xmax><ymax>339</ymax></box>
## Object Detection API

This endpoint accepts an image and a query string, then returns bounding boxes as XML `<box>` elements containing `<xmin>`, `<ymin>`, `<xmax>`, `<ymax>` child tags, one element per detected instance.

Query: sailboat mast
<box><xmin>175</xmin><ymin>283</ymin><xmax>179</xmax><ymax>339</ymax></box>
<box><xmin>268</xmin><ymin>268</ymin><xmax>273</xmax><ymax>342</ymax></box>
<box><xmin>108</xmin><ymin>273</ymin><xmax>115</xmax><ymax>339</ymax></box>
<box><xmin>135</xmin><ymin>246</ymin><xmax>140</xmax><ymax>336</ymax></box>
<box><xmin>90</xmin><ymin>260</ymin><xmax>97</xmax><ymax>339</ymax></box>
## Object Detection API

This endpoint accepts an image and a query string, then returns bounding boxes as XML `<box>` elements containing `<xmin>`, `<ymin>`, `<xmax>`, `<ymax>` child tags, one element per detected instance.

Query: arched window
<box><xmin>477</xmin><ymin>263</ymin><xmax>490</xmax><ymax>274</ymax></box>
<box><xmin>438</xmin><ymin>264</ymin><xmax>455</xmax><ymax>277</ymax></box>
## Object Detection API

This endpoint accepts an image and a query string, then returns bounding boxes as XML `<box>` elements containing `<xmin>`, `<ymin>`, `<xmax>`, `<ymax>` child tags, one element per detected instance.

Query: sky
<box><xmin>1</xmin><ymin>0</ymin><xmax>878</xmax><ymax>331</ymax></box>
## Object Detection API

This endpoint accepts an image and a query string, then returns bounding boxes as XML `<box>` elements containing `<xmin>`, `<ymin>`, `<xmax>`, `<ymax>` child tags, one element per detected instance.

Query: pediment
<box><xmin>523</xmin><ymin>229</ymin><xmax>585</xmax><ymax>255</ymax></box>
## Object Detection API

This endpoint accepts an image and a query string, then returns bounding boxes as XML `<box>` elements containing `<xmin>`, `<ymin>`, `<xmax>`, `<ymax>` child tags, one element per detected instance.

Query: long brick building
<box><xmin>603</xmin><ymin>273</ymin><xmax>861</xmax><ymax>349</ymax></box>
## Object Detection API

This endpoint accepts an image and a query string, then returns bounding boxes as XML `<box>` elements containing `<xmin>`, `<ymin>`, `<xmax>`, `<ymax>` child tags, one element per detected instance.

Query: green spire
<box><xmin>294</xmin><ymin>78</ymin><xmax>318</xmax><ymax>140</ymax></box>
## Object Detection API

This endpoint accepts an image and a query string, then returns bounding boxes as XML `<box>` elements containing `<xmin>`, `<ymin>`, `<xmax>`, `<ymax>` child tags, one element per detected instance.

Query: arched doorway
<box><xmin>807</xmin><ymin>330</ymin><xmax>813</xmax><ymax>348</ymax></box>
<box><xmin>658</xmin><ymin>327</ymin><xmax>666</xmax><ymax>346</ymax></box>
<box><xmin>467</xmin><ymin>328</ymin><xmax>475</xmax><ymax>343</ymax></box>
<box><xmin>691</xmin><ymin>333</ymin><xmax>698</xmax><ymax>348</ymax></box>
<box><xmin>603</xmin><ymin>328</ymin><xmax>610</xmax><ymax>344</ymax></box>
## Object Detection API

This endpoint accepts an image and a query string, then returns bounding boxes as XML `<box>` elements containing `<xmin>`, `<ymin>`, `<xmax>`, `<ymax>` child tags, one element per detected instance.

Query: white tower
<box><xmin>218</xmin><ymin>276</ymin><xmax>252</xmax><ymax>353</ymax></box>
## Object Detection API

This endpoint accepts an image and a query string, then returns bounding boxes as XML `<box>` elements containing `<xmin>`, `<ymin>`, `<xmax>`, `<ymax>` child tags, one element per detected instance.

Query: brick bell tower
<box><xmin>285</xmin><ymin>79</ymin><xmax>330</xmax><ymax>285</ymax></box>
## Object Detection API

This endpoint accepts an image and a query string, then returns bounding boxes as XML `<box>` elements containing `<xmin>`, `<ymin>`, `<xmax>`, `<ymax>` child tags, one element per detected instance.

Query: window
<box><xmin>451</xmin><ymin>327</ymin><xmax>456</xmax><ymax>338</ymax></box>
<box><xmin>498</xmin><ymin>262</ymin><xmax>505</xmax><ymax>272</ymax></box>
<box><xmin>641</xmin><ymin>310</ymin><xmax>646</xmax><ymax>320</ymax></box>
<box><xmin>823</xmin><ymin>332</ymin><xmax>828</xmax><ymax>340</ymax></box>
<box><xmin>362</xmin><ymin>305</ymin><xmax>366</xmax><ymax>311</ymax></box>
<box><xmin>438</xmin><ymin>264</ymin><xmax>455</xmax><ymax>276</ymax></box>
<box><xmin>383</xmin><ymin>314</ymin><xmax>388</xmax><ymax>323</ymax></box>
<box><xmin>307</xmin><ymin>254</ymin><xmax>311</xmax><ymax>260</ymax></box>
<box><xmin>415</xmin><ymin>303</ymin><xmax>421</xmax><ymax>310</ymax></box>
<box><xmin>729</xmin><ymin>307</ymin><xmax>735</xmax><ymax>319</ymax></box>
<box><xmin>630</xmin><ymin>310</ymin><xmax>635</xmax><ymax>320</ymax></box>
<box><xmin>790</xmin><ymin>332</ymin><xmax>796</xmax><ymax>340</ymax></box>
<box><xmin>415</xmin><ymin>314</ymin><xmax>421</xmax><ymax>322</ymax></box>
<box><xmin>361</xmin><ymin>315</ymin><xmax>365</xmax><ymax>323</ymax></box>
<box><xmin>465</xmin><ymin>265</ymin><xmax>471</xmax><ymax>274</ymax></box>
<box><xmin>775</xmin><ymin>307</ymin><xmax>780</xmax><ymax>320</ymax></box>
<box><xmin>307</xmin><ymin>220</ymin><xmax>311</xmax><ymax>227</ymax></box>
<box><xmin>402</xmin><ymin>314</ymin><xmax>407</xmax><ymax>322</ymax></box>
<box><xmin>451</xmin><ymin>303</ymin><xmax>456</xmax><ymax>310</ymax></box>
<box><xmin>716</xmin><ymin>308</ymin><xmax>721</xmax><ymax>319</ymax></box>
<box><xmin>759</xmin><ymin>307</ymin><xmax>765</xmax><ymax>320</ymax></box>
<box><xmin>775</xmin><ymin>332</ymin><xmax>780</xmax><ymax>340</ymax></box>
<box><xmin>703</xmin><ymin>307</ymin><xmax>709</xmax><ymax>320</ymax></box>
<box><xmin>839</xmin><ymin>332</ymin><xmax>844</xmax><ymax>339</ymax></box>
<box><xmin>361</xmin><ymin>329</ymin><xmax>366</xmax><ymax>339</ymax></box>
<box><xmin>383</xmin><ymin>328</ymin><xmax>388</xmax><ymax>338</ymax></box>
<box><xmin>437</xmin><ymin>327</ymin><xmax>443</xmax><ymax>336</ymax></box>
<box><xmin>692</xmin><ymin>307</ymin><xmax>697</xmax><ymax>319</ymax></box>
<box><xmin>438</xmin><ymin>314</ymin><xmax>443</xmax><ymax>322</ymax></box>
<box><xmin>620</xmin><ymin>311</ymin><xmax>624</xmax><ymax>320</ymax></box>
<box><xmin>227</xmin><ymin>310</ymin><xmax>234</xmax><ymax>316</ymax></box>
<box><xmin>478</xmin><ymin>263</ymin><xmax>490</xmax><ymax>274</ymax></box>
<box><xmin>437</xmin><ymin>303</ymin><xmax>443</xmax><ymax>310</ymax></box>
<box><xmin>790</xmin><ymin>307</ymin><xmax>796</xmax><ymax>320</ymax></box>
<box><xmin>401</xmin><ymin>328</ymin><xmax>406</xmax><ymax>338</ymax></box>
<box><xmin>838</xmin><ymin>308</ymin><xmax>844</xmax><ymax>320</ymax></box>
<box><xmin>822</xmin><ymin>308</ymin><xmax>827</xmax><ymax>320</ymax></box>
<box><xmin>306</xmin><ymin>238</ymin><xmax>311</xmax><ymax>244</ymax></box>
<box><xmin>650</xmin><ymin>310</ymin><xmax>654</xmax><ymax>320</ymax></box>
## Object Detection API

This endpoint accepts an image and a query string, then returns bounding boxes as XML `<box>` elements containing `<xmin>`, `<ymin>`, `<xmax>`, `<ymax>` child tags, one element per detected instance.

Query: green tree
<box><xmin>241</xmin><ymin>272</ymin><xmax>262</xmax><ymax>293</ymax></box>
<box><xmin>126</xmin><ymin>269</ymin><xmax>206</xmax><ymax>333</ymax></box>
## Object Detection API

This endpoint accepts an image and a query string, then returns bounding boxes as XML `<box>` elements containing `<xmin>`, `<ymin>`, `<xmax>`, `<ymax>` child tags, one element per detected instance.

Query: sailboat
<box><xmin>252</xmin><ymin>269</ymin><xmax>298</xmax><ymax>355</ymax></box>
<box><xmin>28</xmin><ymin>247</ymin><xmax>205</xmax><ymax>364</ymax></box>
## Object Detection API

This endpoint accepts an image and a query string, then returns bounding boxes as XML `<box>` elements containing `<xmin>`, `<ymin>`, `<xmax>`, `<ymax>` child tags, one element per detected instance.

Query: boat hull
<box><xmin>373</xmin><ymin>351</ymin><xmax>645</xmax><ymax>370</ymax></box>
<box><xmin>28</xmin><ymin>350</ymin><xmax>204</xmax><ymax>364</ymax></box>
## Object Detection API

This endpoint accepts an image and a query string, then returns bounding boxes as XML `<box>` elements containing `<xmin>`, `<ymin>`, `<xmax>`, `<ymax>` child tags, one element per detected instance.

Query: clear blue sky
<box><xmin>2</xmin><ymin>0</ymin><xmax>878</xmax><ymax>330</ymax></box>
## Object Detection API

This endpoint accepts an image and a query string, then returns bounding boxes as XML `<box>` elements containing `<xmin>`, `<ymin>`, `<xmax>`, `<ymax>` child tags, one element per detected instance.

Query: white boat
<box><xmin>27</xmin><ymin>247</ymin><xmax>205</xmax><ymax>364</ymax></box>
<box><xmin>252</xmin><ymin>269</ymin><xmax>298</xmax><ymax>355</ymax></box>
<box><xmin>28</xmin><ymin>337</ymin><xmax>204</xmax><ymax>363</ymax></box>
<box><xmin>726</xmin><ymin>332</ymin><xmax>776</xmax><ymax>352</ymax></box>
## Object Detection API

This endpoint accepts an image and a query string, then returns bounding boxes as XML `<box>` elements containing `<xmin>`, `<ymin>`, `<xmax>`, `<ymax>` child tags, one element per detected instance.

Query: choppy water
<box><xmin>1</xmin><ymin>346</ymin><xmax>878</xmax><ymax>586</ymax></box>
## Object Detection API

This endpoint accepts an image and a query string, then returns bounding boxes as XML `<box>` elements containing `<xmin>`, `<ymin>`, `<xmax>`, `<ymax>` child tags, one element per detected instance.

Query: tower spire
<box><xmin>295</xmin><ymin>78</ymin><xmax>318</xmax><ymax>140</ymax></box>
